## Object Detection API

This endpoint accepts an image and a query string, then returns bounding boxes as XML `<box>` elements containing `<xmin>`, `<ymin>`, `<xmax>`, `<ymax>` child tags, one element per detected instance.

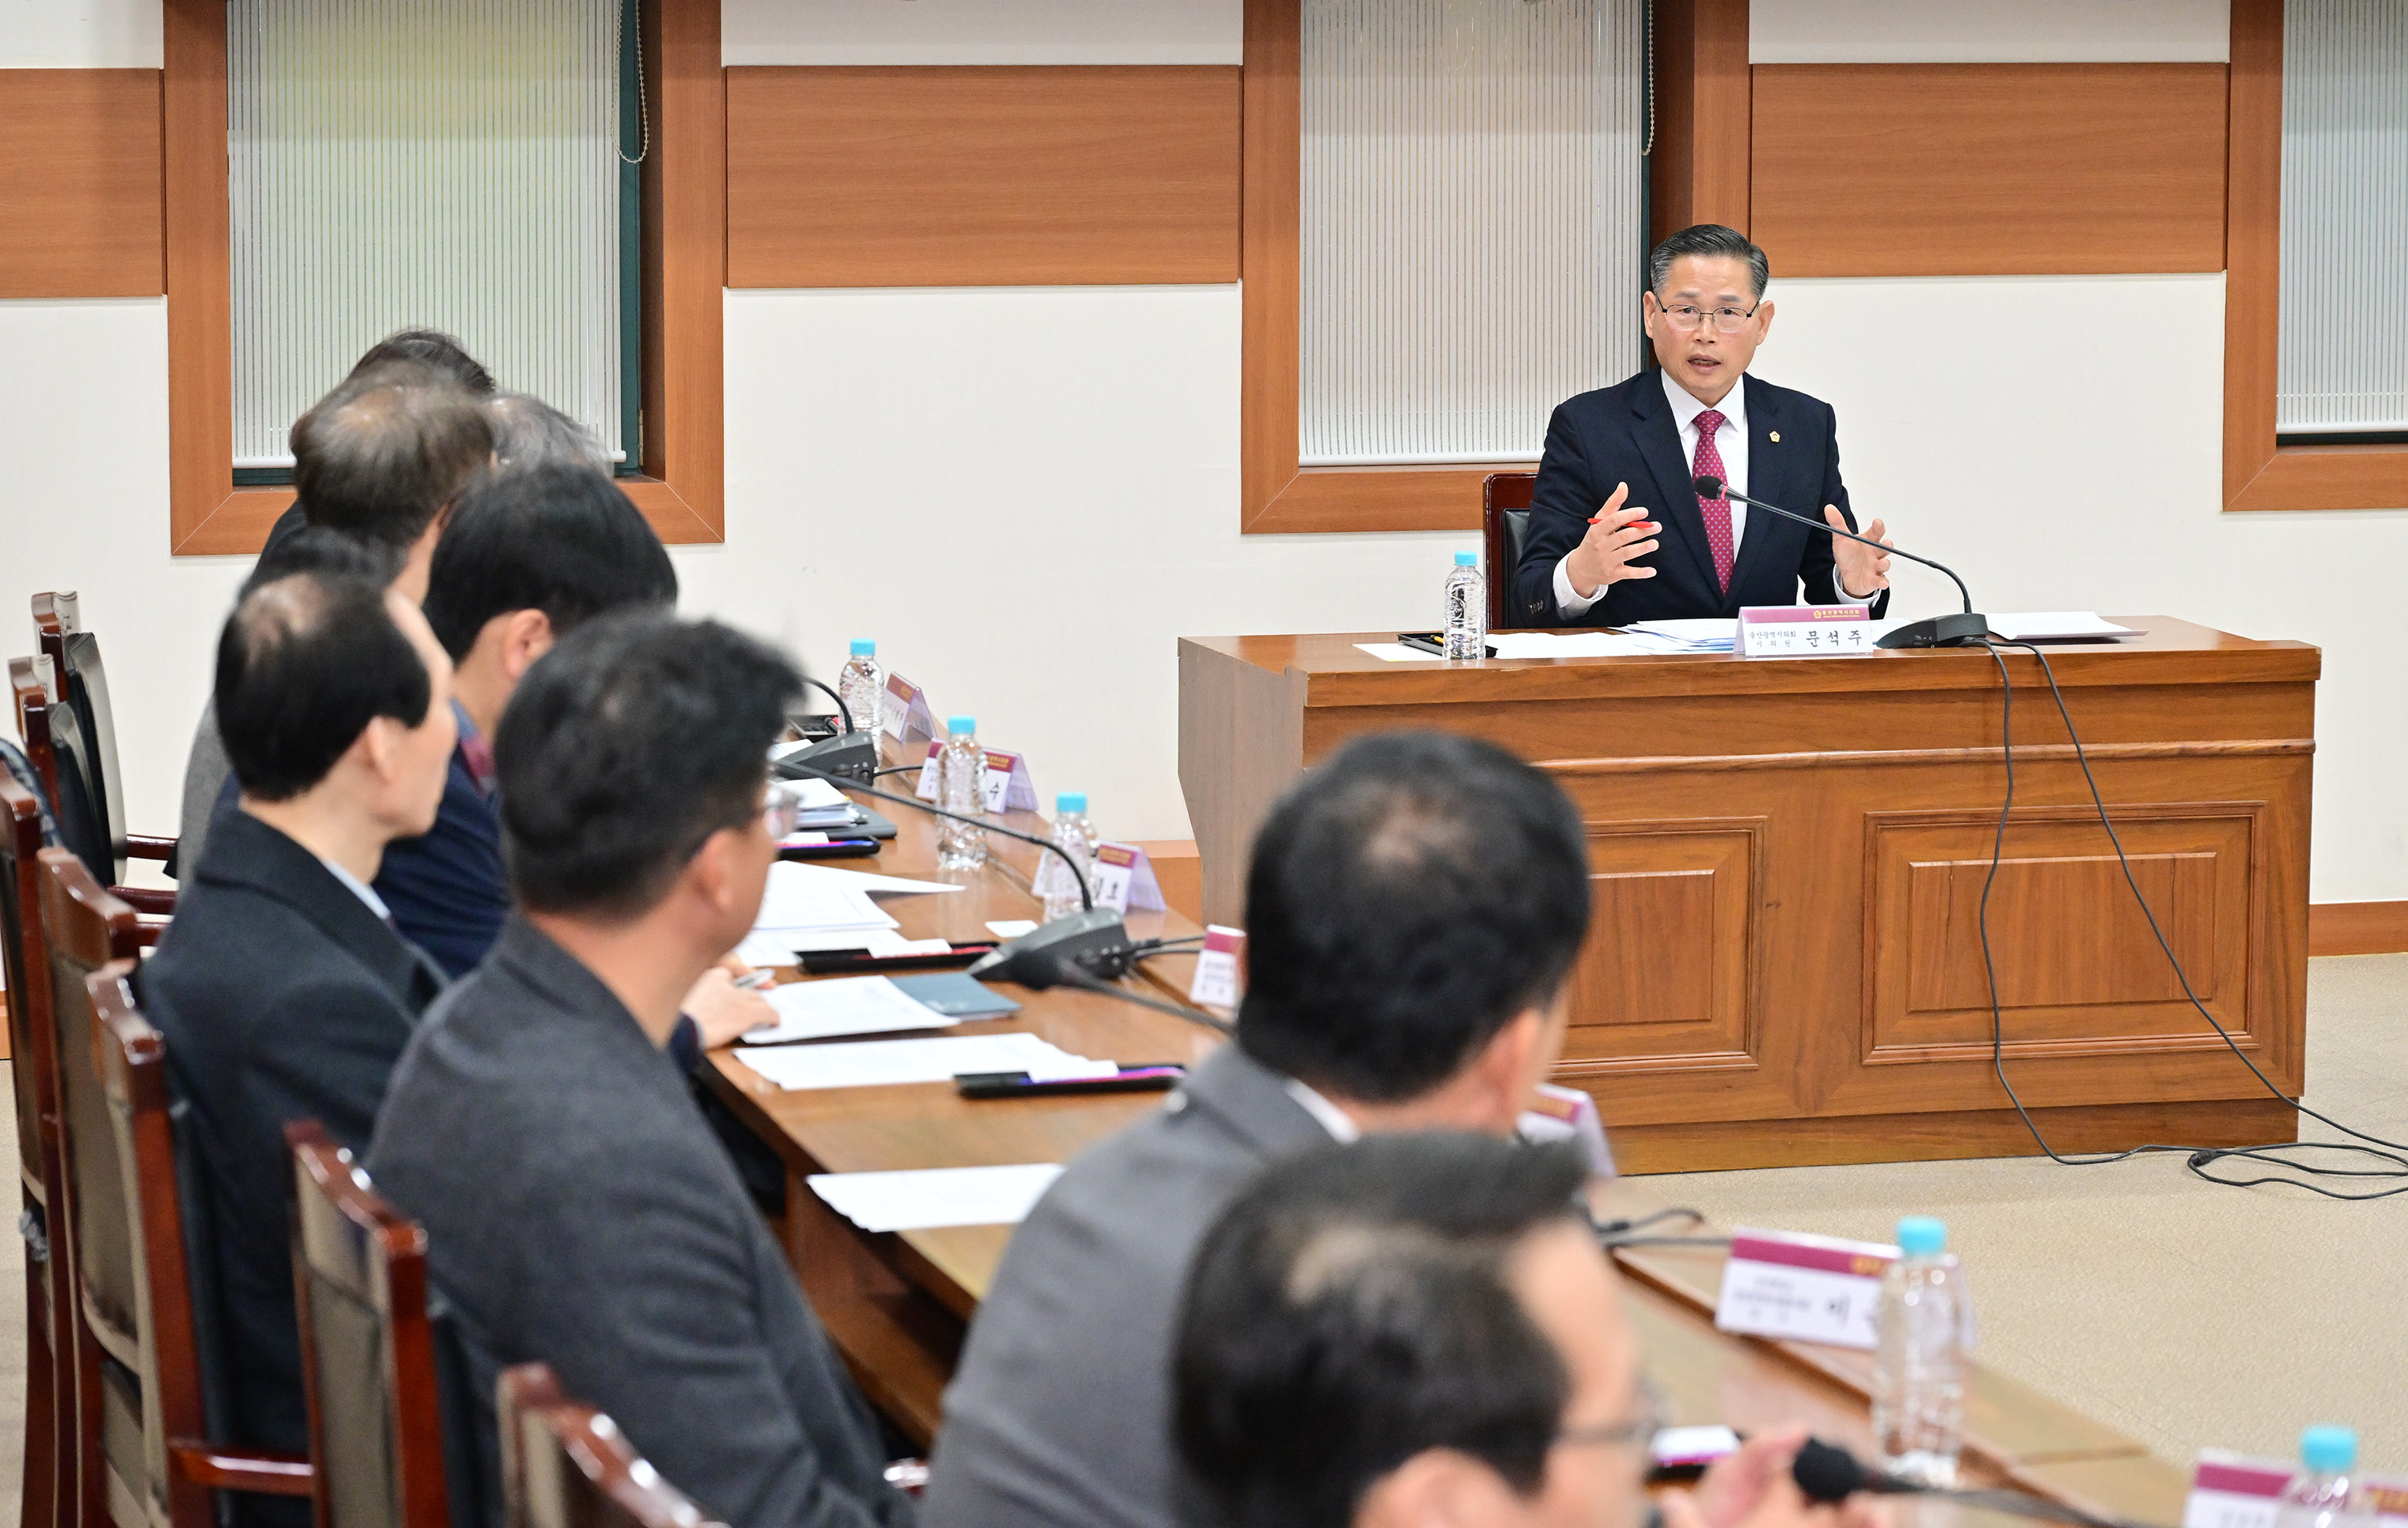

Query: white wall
<box><xmin>0</xmin><ymin>0</ymin><xmax>161</xmax><ymax>67</ymax></box>
<box><xmin>1750</xmin><ymin>0</ymin><xmax>2228</xmax><ymax>63</ymax></box>
<box><xmin>722</xmin><ymin>0</ymin><xmax>1243</xmax><ymax>66</ymax></box>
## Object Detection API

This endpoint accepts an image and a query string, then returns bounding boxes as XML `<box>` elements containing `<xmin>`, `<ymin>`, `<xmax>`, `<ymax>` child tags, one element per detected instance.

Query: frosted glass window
<box><xmin>1300</xmin><ymin>0</ymin><xmax>1644</xmax><ymax>467</ymax></box>
<box><xmin>2277</xmin><ymin>0</ymin><xmax>2408</xmax><ymax>435</ymax></box>
<box><xmin>229</xmin><ymin>1</ymin><xmax>625</xmax><ymax>468</ymax></box>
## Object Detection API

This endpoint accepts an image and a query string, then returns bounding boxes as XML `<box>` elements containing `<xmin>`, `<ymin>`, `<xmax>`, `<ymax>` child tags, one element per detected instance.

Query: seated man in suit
<box><xmin>1512</xmin><ymin>223</ymin><xmax>1896</xmax><ymax>628</ymax></box>
<box><xmin>925</xmin><ymin>731</ymin><xmax>1589</xmax><ymax>1528</ymax></box>
<box><xmin>1175</xmin><ymin>1134</ymin><xmax>1877</xmax><ymax>1528</ymax></box>
<box><xmin>140</xmin><ymin>568</ymin><xmax>459</xmax><ymax>1522</ymax></box>
<box><xmin>369</xmin><ymin>615</ymin><xmax>913</xmax><ymax>1528</ymax></box>
<box><xmin>178</xmin><ymin>358</ymin><xmax>493</xmax><ymax>868</ymax></box>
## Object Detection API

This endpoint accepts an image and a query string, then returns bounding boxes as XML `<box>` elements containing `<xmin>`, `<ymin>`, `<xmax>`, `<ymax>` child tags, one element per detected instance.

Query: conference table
<box><xmin>702</xmin><ymin>781</ymin><xmax>2190</xmax><ymax>1528</ymax></box>
<box><xmin>1179</xmin><ymin>617</ymin><xmax>2317</xmax><ymax>1174</ymax></box>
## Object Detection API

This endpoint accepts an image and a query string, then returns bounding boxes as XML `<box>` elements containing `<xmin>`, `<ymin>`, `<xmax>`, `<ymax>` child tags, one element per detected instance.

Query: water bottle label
<box><xmin>1187</xmin><ymin>925</ymin><xmax>1246</xmax><ymax>1009</ymax></box>
<box><xmin>1713</xmin><ymin>1227</ymin><xmax>1898</xmax><ymax>1351</ymax></box>
<box><xmin>1089</xmin><ymin>842</ymin><xmax>1165</xmax><ymax>915</ymax></box>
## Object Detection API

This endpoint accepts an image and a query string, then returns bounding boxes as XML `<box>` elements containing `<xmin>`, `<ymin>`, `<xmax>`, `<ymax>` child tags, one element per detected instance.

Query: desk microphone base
<box><xmin>1876</xmin><ymin>612</ymin><xmax>1991</xmax><ymax>649</ymax></box>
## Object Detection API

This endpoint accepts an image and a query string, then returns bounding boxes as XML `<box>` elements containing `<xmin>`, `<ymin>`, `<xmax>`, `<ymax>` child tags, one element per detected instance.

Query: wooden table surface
<box><xmin>702</xmin><ymin>770</ymin><xmax>2188</xmax><ymax>1527</ymax></box>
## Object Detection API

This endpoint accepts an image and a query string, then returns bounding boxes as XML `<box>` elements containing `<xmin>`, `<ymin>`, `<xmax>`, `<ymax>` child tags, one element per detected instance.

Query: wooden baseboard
<box><xmin>1608</xmin><ymin>1097</ymin><xmax>2296</xmax><ymax>1175</ymax></box>
<box><xmin>2310</xmin><ymin>900</ymin><xmax>2408</xmax><ymax>957</ymax></box>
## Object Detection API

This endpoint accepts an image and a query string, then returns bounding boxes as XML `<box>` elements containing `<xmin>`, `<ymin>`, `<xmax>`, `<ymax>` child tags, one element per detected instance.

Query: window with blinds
<box><xmin>228</xmin><ymin>0</ymin><xmax>634</xmax><ymax>470</ymax></box>
<box><xmin>2277</xmin><ymin>0</ymin><xmax>2408</xmax><ymax>437</ymax></box>
<box><xmin>1298</xmin><ymin>0</ymin><xmax>1645</xmax><ymax>467</ymax></box>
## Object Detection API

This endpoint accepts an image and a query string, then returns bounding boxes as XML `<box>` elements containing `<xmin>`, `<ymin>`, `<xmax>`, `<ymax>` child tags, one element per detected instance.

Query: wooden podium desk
<box><xmin>1178</xmin><ymin>619</ymin><xmax>2318</xmax><ymax>1173</ymax></box>
<box><xmin>705</xmin><ymin>796</ymin><xmax>2190</xmax><ymax>1526</ymax></box>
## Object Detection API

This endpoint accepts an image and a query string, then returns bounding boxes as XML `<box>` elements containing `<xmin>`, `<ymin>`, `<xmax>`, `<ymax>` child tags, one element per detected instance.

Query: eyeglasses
<box><xmin>1554</xmin><ymin>1375</ymin><xmax>1669</xmax><ymax>1453</ymax></box>
<box><xmin>763</xmin><ymin>781</ymin><xmax>804</xmax><ymax>839</ymax></box>
<box><xmin>1650</xmin><ymin>294</ymin><xmax>1763</xmax><ymax>334</ymax></box>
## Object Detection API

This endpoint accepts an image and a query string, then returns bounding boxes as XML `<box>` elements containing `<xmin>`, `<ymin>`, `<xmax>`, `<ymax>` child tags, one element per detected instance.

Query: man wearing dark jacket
<box><xmin>370</xmin><ymin>615</ymin><xmax>913</xmax><ymax>1528</ymax></box>
<box><xmin>140</xmin><ymin>569</ymin><xmax>458</xmax><ymax>1524</ymax></box>
<box><xmin>1511</xmin><ymin>223</ymin><xmax>1897</xmax><ymax>628</ymax></box>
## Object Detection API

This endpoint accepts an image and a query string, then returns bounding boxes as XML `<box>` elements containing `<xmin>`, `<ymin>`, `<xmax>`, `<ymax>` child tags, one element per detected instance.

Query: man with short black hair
<box><xmin>179</xmin><ymin>357</ymin><xmax>495</xmax><ymax>866</ymax></box>
<box><xmin>1175</xmin><ymin>1135</ymin><xmax>1875</xmax><ymax>1528</ymax></box>
<box><xmin>369</xmin><ymin>615</ymin><xmax>913</xmax><ymax>1528</ymax></box>
<box><xmin>924</xmin><ymin>731</ymin><xmax>1593</xmax><ymax>1528</ymax></box>
<box><xmin>379</xmin><ymin>465</ymin><xmax>677</xmax><ymax>976</ymax></box>
<box><xmin>141</xmin><ymin>571</ymin><xmax>458</xmax><ymax>1523</ymax></box>
<box><xmin>1514</xmin><ymin>222</ymin><xmax>1895</xmax><ymax>628</ymax></box>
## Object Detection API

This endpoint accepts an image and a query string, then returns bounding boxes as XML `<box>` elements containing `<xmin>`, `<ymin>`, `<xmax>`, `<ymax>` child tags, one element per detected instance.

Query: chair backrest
<box><xmin>37</xmin><ymin>594</ymin><xmax>128</xmax><ymax>884</ymax></box>
<box><xmin>498</xmin><ymin>1364</ymin><xmax>719</xmax><ymax>1528</ymax></box>
<box><xmin>1483</xmin><ymin>473</ymin><xmax>1537</xmax><ymax>630</ymax></box>
<box><xmin>288</xmin><ymin>1120</ymin><xmax>454</xmax><ymax>1528</ymax></box>
<box><xmin>10</xmin><ymin>655</ymin><xmax>61</xmax><ymax>820</ymax></box>
<box><xmin>87</xmin><ymin>961</ymin><xmax>218</xmax><ymax>1528</ymax></box>
<box><xmin>3</xmin><ymin>777</ymin><xmax>63</xmax><ymax>1207</ymax></box>
<box><xmin>37</xmin><ymin>849</ymin><xmax>144</xmax><ymax>1372</ymax></box>
<box><xmin>14</xmin><ymin>652</ymin><xmax>113</xmax><ymax>888</ymax></box>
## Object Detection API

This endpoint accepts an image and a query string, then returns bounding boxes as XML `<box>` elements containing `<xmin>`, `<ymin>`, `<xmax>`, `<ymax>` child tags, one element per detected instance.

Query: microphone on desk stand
<box><xmin>772</xmin><ymin>760</ymin><xmax>1228</xmax><ymax>1034</ymax></box>
<box><xmin>1689</xmin><ymin>473</ymin><xmax>1989</xmax><ymax>649</ymax></box>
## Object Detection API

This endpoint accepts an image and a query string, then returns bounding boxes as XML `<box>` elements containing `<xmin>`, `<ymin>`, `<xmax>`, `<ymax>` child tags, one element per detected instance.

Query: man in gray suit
<box><xmin>368</xmin><ymin>614</ymin><xmax>913</xmax><ymax>1528</ymax></box>
<box><xmin>923</xmin><ymin>732</ymin><xmax>1593</xmax><ymax>1528</ymax></box>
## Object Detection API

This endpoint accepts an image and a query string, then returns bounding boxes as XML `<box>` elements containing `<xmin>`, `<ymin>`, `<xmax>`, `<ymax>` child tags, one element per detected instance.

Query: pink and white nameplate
<box><xmin>1712</xmin><ymin>1228</ymin><xmax>1898</xmax><ymax>1350</ymax></box>
<box><xmin>1737</xmin><ymin>604</ymin><xmax>1877</xmax><ymax>659</ymax></box>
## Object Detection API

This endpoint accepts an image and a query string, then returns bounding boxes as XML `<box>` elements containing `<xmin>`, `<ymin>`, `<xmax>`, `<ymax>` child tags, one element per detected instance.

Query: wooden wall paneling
<box><xmin>1751</xmin><ymin>63</ymin><xmax>2230</xmax><ymax>278</ymax></box>
<box><xmin>163</xmin><ymin>0</ymin><xmax>723</xmax><ymax>554</ymax></box>
<box><xmin>0</xmin><ymin>70</ymin><xmax>164</xmax><ymax>299</ymax></box>
<box><xmin>726</xmin><ymin>67</ymin><xmax>1240</xmax><ymax>289</ymax></box>
<box><xmin>2221</xmin><ymin>0</ymin><xmax>2408</xmax><ymax>511</ymax></box>
<box><xmin>1646</xmin><ymin>0</ymin><xmax>1751</xmax><ymax>242</ymax></box>
<box><xmin>1560</xmin><ymin>820</ymin><xmax>1763</xmax><ymax>1070</ymax></box>
<box><xmin>2308</xmin><ymin>900</ymin><xmax>2408</xmax><ymax>957</ymax></box>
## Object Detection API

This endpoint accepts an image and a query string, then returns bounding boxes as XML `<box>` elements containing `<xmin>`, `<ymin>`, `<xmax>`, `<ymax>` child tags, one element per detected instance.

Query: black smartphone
<box><xmin>1397</xmin><ymin>632</ymin><xmax>1498</xmax><ymax>658</ymax></box>
<box><xmin>954</xmin><ymin>1065</ymin><xmax>1188</xmax><ymax>1099</ymax></box>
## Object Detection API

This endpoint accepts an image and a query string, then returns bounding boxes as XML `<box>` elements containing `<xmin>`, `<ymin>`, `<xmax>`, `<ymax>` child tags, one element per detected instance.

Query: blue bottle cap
<box><xmin>1455</xmin><ymin>551</ymin><xmax>1479</xmax><ymax>566</ymax></box>
<box><xmin>1056</xmin><ymin>792</ymin><xmax>1088</xmax><ymax>815</ymax></box>
<box><xmin>1894</xmin><ymin>1217</ymin><xmax>1946</xmax><ymax>1258</ymax></box>
<box><xmin>850</xmin><ymin>639</ymin><xmax>876</xmax><ymax>656</ymax></box>
<box><xmin>2301</xmin><ymin>1426</ymin><xmax>2357</xmax><ymax>1475</ymax></box>
<box><xmin>947</xmin><ymin>715</ymin><xmax>976</xmax><ymax>736</ymax></box>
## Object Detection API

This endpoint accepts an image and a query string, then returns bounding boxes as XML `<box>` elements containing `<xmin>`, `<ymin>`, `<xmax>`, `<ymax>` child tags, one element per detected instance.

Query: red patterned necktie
<box><xmin>1693</xmin><ymin>408</ymin><xmax>1735</xmax><ymax>593</ymax></box>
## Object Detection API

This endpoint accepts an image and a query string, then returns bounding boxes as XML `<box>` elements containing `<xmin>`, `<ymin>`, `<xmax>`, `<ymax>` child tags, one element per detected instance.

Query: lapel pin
<box><xmin>1769</xmin><ymin>430</ymin><xmax>1781</xmax><ymax>443</ymax></box>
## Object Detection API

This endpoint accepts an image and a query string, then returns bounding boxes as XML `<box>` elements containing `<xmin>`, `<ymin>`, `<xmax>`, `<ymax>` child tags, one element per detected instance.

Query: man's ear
<box><xmin>500</xmin><ymin>608</ymin><xmax>556</xmax><ymax>681</ymax></box>
<box><xmin>1357</xmin><ymin>1449</ymin><xmax>1523</xmax><ymax>1527</ymax></box>
<box><xmin>348</xmin><ymin>713</ymin><xmax>405</xmax><ymax>790</ymax></box>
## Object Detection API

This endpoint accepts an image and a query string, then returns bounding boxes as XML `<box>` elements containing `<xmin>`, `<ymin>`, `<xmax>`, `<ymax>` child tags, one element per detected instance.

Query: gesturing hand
<box><xmin>1826</xmin><ymin>505</ymin><xmax>1893</xmax><ymax>599</ymax></box>
<box><xmin>1564</xmin><ymin>482</ymin><xmax>1662</xmax><ymax>600</ymax></box>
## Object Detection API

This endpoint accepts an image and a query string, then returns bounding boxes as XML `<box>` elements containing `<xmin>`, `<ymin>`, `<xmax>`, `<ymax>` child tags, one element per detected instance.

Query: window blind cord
<box><xmin>1640</xmin><ymin>0</ymin><xmax>1655</xmax><ymax>158</ymax></box>
<box><xmin>1971</xmin><ymin>637</ymin><xmax>2408</xmax><ymax>1200</ymax></box>
<box><xmin>616</xmin><ymin>0</ymin><xmax>650</xmax><ymax>165</ymax></box>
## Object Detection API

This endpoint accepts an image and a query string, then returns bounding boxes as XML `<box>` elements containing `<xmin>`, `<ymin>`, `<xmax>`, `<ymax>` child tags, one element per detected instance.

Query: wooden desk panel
<box><xmin>1178</xmin><ymin>620</ymin><xmax>2316</xmax><ymax>1170</ymax></box>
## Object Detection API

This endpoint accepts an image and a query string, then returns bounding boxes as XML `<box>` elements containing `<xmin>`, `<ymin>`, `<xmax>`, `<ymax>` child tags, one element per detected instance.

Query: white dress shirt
<box><xmin>318</xmin><ymin>854</ymin><xmax>393</xmax><ymax>923</ymax></box>
<box><xmin>1554</xmin><ymin>371</ymin><xmax>1869</xmax><ymax>617</ymax></box>
<box><xmin>1283</xmin><ymin>1078</ymin><xmax>1361</xmax><ymax>1142</ymax></box>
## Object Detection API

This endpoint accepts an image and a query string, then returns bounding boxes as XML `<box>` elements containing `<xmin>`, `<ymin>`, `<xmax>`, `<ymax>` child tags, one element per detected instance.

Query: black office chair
<box><xmin>35</xmin><ymin>594</ymin><xmax>177</xmax><ymax>908</ymax></box>
<box><xmin>1482</xmin><ymin>473</ymin><xmax>1536</xmax><ymax>631</ymax></box>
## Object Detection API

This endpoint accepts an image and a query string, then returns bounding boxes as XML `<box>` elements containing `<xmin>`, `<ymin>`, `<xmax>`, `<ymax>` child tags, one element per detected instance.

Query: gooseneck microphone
<box><xmin>1690</xmin><ymin>473</ymin><xmax>1988</xmax><ymax>649</ymax></box>
<box><xmin>1789</xmin><ymin>1439</ymin><xmax>2152</xmax><ymax>1528</ymax></box>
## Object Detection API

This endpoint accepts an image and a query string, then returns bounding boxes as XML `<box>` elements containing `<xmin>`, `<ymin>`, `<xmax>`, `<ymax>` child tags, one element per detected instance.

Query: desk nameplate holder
<box><xmin>1738</xmin><ymin>604</ymin><xmax>1879</xmax><ymax>660</ymax></box>
<box><xmin>2183</xmin><ymin>1452</ymin><xmax>2408</xmax><ymax>1528</ymax></box>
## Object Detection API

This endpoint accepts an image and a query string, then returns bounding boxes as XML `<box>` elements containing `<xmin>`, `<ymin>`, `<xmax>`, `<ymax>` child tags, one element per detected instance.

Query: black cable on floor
<box><xmin>1973</xmin><ymin>637</ymin><xmax>2408</xmax><ymax>1200</ymax></box>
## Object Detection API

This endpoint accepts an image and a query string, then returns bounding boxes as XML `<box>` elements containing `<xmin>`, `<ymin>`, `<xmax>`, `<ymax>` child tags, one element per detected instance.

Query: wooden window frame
<box><xmin>162</xmin><ymin>0</ymin><xmax>725</xmax><ymax>555</ymax></box>
<box><xmin>2223</xmin><ymin>0</ymin><xmax>2408</xmax><ymax>512</ymax></box>
<box><xmin>1239</xmin><ymin>0</ymin><xmax>1747</xmax><ymax>534</ymax></box>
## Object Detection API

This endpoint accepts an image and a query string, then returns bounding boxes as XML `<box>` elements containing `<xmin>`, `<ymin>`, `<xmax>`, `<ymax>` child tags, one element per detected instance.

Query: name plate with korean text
<box><xmin>1738</xmin><ymin>605</ymin><xmax>1877</xmax><ymax>659</ymax></box>
<box><xmin>1187</xmin><ymin>925</ymin><xmax>1245</xmax><ymax>1009</ymax></box>
<box><xmin>1090</xmin><ymin>842</ymin><xmax>1166</xmax><ymax>915</ymax></box>
<box><xmin>2185</xmin><ymin>1453</ymin><xmax>2408</xmax><ymax>1528</ymax></box>
<box><xmin>1713</xmin><ymin>1228</ymin><xmax>1897</xmax><ymax>1349</ymax></box>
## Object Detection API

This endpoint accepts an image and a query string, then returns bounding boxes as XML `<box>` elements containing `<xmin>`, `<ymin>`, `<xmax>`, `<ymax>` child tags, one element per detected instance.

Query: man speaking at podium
<box><xmin>1512</xmin><ymin>224</ymin><xmax>1896</xmax><ymax>627</ymax></box>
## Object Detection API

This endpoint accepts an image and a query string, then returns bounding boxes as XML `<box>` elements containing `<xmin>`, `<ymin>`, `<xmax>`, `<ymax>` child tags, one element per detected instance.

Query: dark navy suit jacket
<box><xmin>375</xmin><ymin>739</ymin><xmax>506</xmax><ymax>980</ymax></box>
<box><xmin>1511</xmin><ymin>369</ymin><xmax>1889</xmax><ymax>628</ymax></box>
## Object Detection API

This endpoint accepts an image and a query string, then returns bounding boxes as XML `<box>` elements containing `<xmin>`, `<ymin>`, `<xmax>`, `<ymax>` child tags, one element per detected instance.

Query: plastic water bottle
<box><xmin>1040</xmin><ymin>792</ymin><xmax>1100</xmax><ymax>921</ymax></box>
<box><xmin>838</xmin><ymin>640</ymin><xmax>884</xmax><ymax>739</ymax></box>
<box><xmin>2277</xmin><ymin>1428</ymin><xmax>2376</xmax><ymax>1528</ymax></box>
<box><xmin>1444</xmin><ymin>551</ymin><xmax>1487</xmax><ymax>659</ymax></box>
<box><xmin>935</xmin><ymin>716</ymin><xmax>987</xmax><ymax>870</ymax></box>
<box><xmin>1872</xmin><ymin>1216</ymin><xmax>1967</xmax><ymax>1487</ymax></box>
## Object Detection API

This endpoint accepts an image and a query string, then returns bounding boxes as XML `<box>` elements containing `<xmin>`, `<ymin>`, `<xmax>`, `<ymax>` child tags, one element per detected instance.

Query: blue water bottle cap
<box><xmin>850</xmin><ymin>639</ymin><xmax>876</xmax><ymax>657</ymax></box>
<box><xmin>947</xmin><ymin>715</ymin><xmax>977</xmax><ymax>737</ymax></box>
<box><xmin>1894</xmin><ymin>1217</ymin><xmax>1946</xmax><ymax>1258</ymax></box>
<box><xmin>1056</xmin><ymin>792</ymin><xmax>1088</xmax><ymax>815</ymax></box>
<box><xmin>1455</xmin><ymin>551</ymin><xmax>1479</xmax><ymax>566</ymax></box>
<box><xmin>2301</xmin><ymin>1426</ymin><xmax>2357</xmax><ymax>1475</ymax></box>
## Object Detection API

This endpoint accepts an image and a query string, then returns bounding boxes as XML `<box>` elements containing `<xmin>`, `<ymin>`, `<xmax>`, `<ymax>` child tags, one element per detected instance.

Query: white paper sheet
<box><xmin>751</xmin><ymin>864</ymin><xmax>900</xmax><ymax>939</ymax></box>
<box><xmin>807</xmin><ymin>1163</ymin><xmax>1067</xmax><ymax>1233</ymax></box>
<box><xmin>740</xmin><ymin>976</ymin><xmax>954</xmax><ymax>1045</ymax></box>
<box><xmin>1627</xmin><ymin>619</ymin><xmax>1739</xmax><ymax>642</ymax></box>
<box><xmin>985</xmin><ymin>920</ymin><xmax>1039</xmax><ymax>940</ymax></box>
<box><xmin>734</xmin><ymin>932</ymin><xmax>799</xmax><ymax>967</ymax></box>
<box><xmin>773</xmin><ymin>862</ymin><xmax>965</xmax><ymax>897</ymax></box>
<box><xmin>864</xmin><ymin>930</ymin><xmax>954</xmax><ymax>957</ymax></box>
<box><xmin>1487</xmin><ymin>632</ymin><xmax>1673</xmax><ymax>658</ymax></box>
<box><xmin>1353</xmin><ymin>642</ymin><xmax>1444</xmax><ymax>662</ymax></box>
<box><xmin>737</xmin><ymin>1033</ymin><xmax>1115</xmax><ymax>1091</ymax></box>
<box><xmin>1985</xmin><ymin>612</ymin><xmax>2144</xmax><ymax>641</ymax></box>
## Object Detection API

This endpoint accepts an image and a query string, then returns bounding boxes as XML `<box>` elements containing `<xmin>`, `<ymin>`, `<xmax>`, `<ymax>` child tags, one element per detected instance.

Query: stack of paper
<box><xmin>808</xmin><ymin>1163</ymin><xmax>1066</xmax><ymax>1232</ymax></box>
<box><xmin>1625</xmin><ymin>619</ymin><xmax>1738</xmax><ymax>652</ymax></box>
<box><xmin>772</xmin><ymin>776</ymin><xmax>865</xmax><ymax>831</ymax></box>
<box><xmin>1986</xmin><ymin>612</ymin><xmax>2144</xmax><ymax>642</ymax></box>
<box><xmin>747</xmin><ymin>862</ymin><xmax>967</xmax><ymax>956</ymax></box>
<box><xmin>738</xmin><ymin>1032</ymin><xmax>1116</xmax><ymax>1091</ymax></box>
<box><xmin>742</xmin><ymin>977</ymin><xmax>958</xmax><ymax>1044</ymax></box>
